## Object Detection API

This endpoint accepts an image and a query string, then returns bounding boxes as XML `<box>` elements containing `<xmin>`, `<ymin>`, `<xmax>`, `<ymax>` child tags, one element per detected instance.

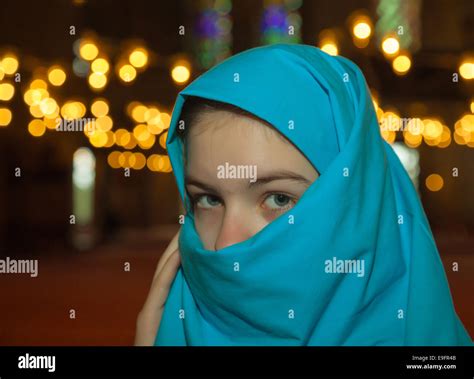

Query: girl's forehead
<box><xmin>186</xmin><ymin>121</ymin><xmax>316</xmax><ymax>179</ymax></box>
<box><xmin>187</xmin><ymin>110</ymin><xmax>287</xmax><ymax>143</ymax></box>
<box><xmin>184</xmin><ymin>111</ymin><xmax>318</xmax><ymax>179</ymax></box>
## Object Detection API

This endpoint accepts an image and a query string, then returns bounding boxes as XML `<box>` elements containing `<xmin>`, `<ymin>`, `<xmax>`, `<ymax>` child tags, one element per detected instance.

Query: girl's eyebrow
<box><xmin>185</xmin><ymin>177</ymin><xmax>219</xmax><ymax>193</ymax></box>
<box><xmin>185</xmin><ymin>170</ymin><xmax>313</xmax><ymax>191</ymax></box>
<box><xmin>248</xmin><ymin>170</ymin><xmax>313</xmax><ymax>188</ymax></box>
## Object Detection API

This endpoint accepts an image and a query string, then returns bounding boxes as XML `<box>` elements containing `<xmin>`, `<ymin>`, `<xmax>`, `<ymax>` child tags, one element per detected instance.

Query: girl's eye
<box><xmin>263</xmin><ymin>193</ymin><xmax>295</xmax><ymax>211</ymax></box>
<box><xmin>195</xmin><ymin>194</ymin><xmax>222</xmax><ymax>209</ymax></box>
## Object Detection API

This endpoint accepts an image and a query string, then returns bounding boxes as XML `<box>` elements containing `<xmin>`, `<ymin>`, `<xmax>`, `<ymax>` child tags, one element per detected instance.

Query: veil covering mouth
<box><xmin>154</xmin><ymin>43</ymin><xmax>472</xmax><ymax>346</ymax></box>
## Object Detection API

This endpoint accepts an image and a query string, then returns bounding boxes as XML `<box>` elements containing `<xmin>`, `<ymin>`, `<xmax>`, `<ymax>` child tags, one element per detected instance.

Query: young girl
<box><xmin>135</xmin><ymin>43</ymin><xmax>472</xmax><ymax>346</ymax></box>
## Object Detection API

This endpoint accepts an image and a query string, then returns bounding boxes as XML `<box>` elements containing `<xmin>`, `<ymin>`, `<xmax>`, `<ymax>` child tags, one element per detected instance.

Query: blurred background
<box><xmin>0</xmin><ymin>0</ymin><xmax>472</xmax><ymax>345</ymax></box>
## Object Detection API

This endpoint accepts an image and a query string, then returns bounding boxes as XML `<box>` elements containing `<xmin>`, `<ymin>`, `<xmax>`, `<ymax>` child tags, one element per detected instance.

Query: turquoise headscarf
<box><xmin>155</xmin><ymin>43</ymin><xmax>472</xmax><ymax>346</ymax></box>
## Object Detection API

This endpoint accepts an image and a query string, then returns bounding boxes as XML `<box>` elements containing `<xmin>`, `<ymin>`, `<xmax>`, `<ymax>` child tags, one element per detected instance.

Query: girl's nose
<box><xmin>214</xmin><ymin>207</ymin><xmax>255</xmax><ymax>251</ymax></box>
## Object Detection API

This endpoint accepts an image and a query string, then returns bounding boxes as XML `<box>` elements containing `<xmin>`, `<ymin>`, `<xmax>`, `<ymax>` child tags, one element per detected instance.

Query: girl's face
<box><xmin>185</xmin><ymin>110</ymin><xmax>319</xmax><ymax>251</ymax></box>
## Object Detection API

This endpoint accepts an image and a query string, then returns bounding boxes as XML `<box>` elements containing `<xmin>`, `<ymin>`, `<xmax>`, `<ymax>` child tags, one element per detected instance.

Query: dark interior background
<box><xmin>0</xmin><ymin>0</ymin><xmax>472</xmax><ymax>345</ymax></box>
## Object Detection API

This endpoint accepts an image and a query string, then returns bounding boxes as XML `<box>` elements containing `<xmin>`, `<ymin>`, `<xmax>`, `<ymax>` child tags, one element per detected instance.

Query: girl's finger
<box><xmin>153</xmin><ymin>228</ymin><xmax>181</xmax><ymax>281</ymax></box>
<box><xmin>142</xmin><ymin>249</ymin><xmax>181</xmax><ymax>313</ymax></box>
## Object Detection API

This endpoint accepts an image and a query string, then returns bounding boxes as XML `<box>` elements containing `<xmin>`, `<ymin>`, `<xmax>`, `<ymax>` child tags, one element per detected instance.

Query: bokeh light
<box><xmin>91</xmin><ymin>58</ymin><xmax>110</xmax><ymax>74</ymax></box>
<box><xmin>118</xmin><ymin>64</ymin><xmax>137</xmax><ymax>82</ymax></box>
<box><xmin>28</xmin><ymin>119</ymin><xmax>46</xmax><ymax>137</ymax></box>
<box><xmin>0</xmin><ymin>83</ymin><xmax>15</xmax><ymax>101</ymax></box>
<box><xmin>91</xmin><ymin>99</ymin><xmax>109</xmax><ymax>117</ymax></box>
<box><xmin>171</xmin><ymin>63</ymin><xmax>191</xmax><ymax>84</ymax></box>
<box><xmin>1</xmin><ymin>54</ymin><xmax>19</xmax><ymax>75</ymax></box>
<box><xmin>88</xmin><ymin>72</ymin><xmax>107</xmax><ymax>90</ymax></box>
<box><xmin>61</xmin><ymin>101</ymin><xmax>86</xmax><ymax>120</ymax></box>
<box><xmin>381</xmin><ymin>36</ymin><xmax>400</xmax><ymax>56</ymax></box>
<box><xmin>459</xmin><ymin>59</ymin><xmax>474</xmax><ymax>80</ymax></box>
<box><xmin>79</xmin><ymin>40</ymin><xmax>99</xmax><ymax>61</ymax></box>
<box><xmin>47</xmin><ymin>66</ymin><xmax>67</xmax><ymax>86</ymax></box>
<box><xmin>130</xmin><ymin>103</ymin><xmax>148</xmax><ymax>122</ymax></box>
<box><xmin>129</xmin><ymin>48</ymin><xmax>148</xmax><ymax>69</ymax></box>
<box><xmin>96</xmin><ymin>115</ymin><xmax>113</xmax><ymax>132</ymax></box>
<box><xmin>392</xmin><ymin>54</ymin><xmax>412</xmax><ymax>75</ymax></box>
<box><xmin>0</xmin><ymin>107</ymin><xmax>12</xmax><ymax>126</ymax></box>
<box><xmin>425</xmin><ymin>174</ymin><xmax>444</xmax><ymax>192</ymax></box>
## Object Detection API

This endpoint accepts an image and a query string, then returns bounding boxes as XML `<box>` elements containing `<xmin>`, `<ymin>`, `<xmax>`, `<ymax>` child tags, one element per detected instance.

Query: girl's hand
<box><xmin>134</xmin><ymin>228</ymin><xmax>181</xmax><ymax>346</ymax></box>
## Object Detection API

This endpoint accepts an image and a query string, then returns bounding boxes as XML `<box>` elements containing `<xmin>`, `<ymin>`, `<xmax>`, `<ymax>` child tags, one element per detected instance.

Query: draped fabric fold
<box><xmin>155</xmin><ymin>44</ymin><xmax>472</xmax><ymax>346</ymax></box>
